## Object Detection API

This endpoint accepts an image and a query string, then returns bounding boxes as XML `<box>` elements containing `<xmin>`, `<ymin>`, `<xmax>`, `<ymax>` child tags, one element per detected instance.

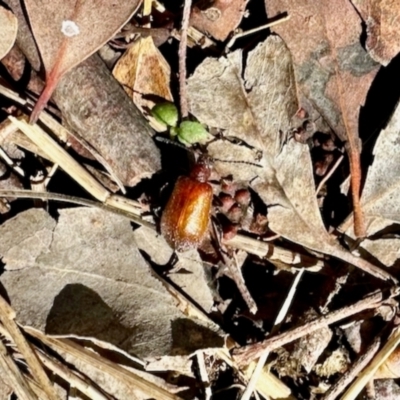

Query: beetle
<box><xmin>160</xmin><ymin>160</ymin><xmax>213</xmax><ymax>252</ymax></box>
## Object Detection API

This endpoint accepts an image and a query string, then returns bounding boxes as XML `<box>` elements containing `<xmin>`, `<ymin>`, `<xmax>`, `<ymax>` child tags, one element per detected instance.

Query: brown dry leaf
<box><xmin>0</xmin><ymin>6</ymin><xmax>17</xmax><ymax>60</ymax></box>
<box><xmin>352</xmin><ymin>0</ymin><xmax>400</xmax><ymax>65</ymax></box>
<box><xmin>24</xmin><ymin>0</ymin><xmax>141</xmax><ymax>123</ymax></box>
<box><xmin>187</xmin><ymin>36</ymin><xmax>391</xmax><ymax>281</ymax></box>
<box><xmin>266</xmin><ymin>0</ymin><xmax>380</xmax><ymax>237</ymax></box>
<box><xmin>0</xmin><ymin>208</ymin><xmax>224</xmax><ymax>359</ymax></box>
<box><xmin>113</xmin><ymin>36</ymin><xmax>173</xmax><ymax>132</ymax></box>
<box><xmin>341</xmin><ymin>100</ymin><xmax>400</xmax><ymax>266</ymax></box>
<box><xmin>190</xmin><ymin>0</ymin><xmax>248</xmax><ymax>41</ymax></box>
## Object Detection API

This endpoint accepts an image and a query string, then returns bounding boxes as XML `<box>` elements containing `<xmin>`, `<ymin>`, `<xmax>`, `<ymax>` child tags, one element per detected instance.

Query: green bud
<box><xmin>177</xmin><ymin>121</ymin><xmax>211</xmax><ymax>146</ymax></box>
<box><xmin>151</xmin><ymin>102</ymin><xmax>179</xmax><ymax>128</ymax></box>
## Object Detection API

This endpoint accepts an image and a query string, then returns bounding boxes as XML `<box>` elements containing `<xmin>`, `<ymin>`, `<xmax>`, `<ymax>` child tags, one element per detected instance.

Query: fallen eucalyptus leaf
<box><xmin>24</xmin><ymin>0</ymin><xmax>141</xmax><ymax>122</ymax></box>
<box><xmin>266</xmin><ymin>0</ymin><xmax>380</xmax><ymax>237</ymax></box>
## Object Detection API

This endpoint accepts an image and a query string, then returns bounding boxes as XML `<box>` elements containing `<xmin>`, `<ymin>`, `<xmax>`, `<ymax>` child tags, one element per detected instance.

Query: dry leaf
<box><xmin>190</xmin><ymin>0</ymin><xmax>248</xmax><ymax>41</ymax></box>
<box><xmin>0</xmin><ymin>6</ymin><xmax>17</xmax><ymax>60</ymax></box>
<box><xmin>133</xmin><ymin>226</ymin><xmax>215</xmax><ymax>313</ymax></box>
<box><xmin>341</xmin><ymin>100</ymin><xmax>400</xmax><ymax>266</ymax></box>
<box><xmin>265</xmin><ymin>0</ymin><xmax>380</xmax><ymax>237</ymax></box>
<box><xmin>24</xmin><ymin>0</ymin><xmax>141</xmax><ymax>123</ymax></box>
<box><xmin>352</xmin><ymin>0</ymin><xmax>400</xmax><ymax>65</ymax></box>
<box><xmin>113</xmin><ymin>36</ymin><xmax>173</xmax><ymax>132</ymax></box>
<box><xmin>187</xmin><ymin>36</ymin><xmax>391</xmax><ymax>281</ymax></box>
<box><xmin>0</xmin><ymin>208</ymin><xmax>224</xmax><ymax>358</ymax></box>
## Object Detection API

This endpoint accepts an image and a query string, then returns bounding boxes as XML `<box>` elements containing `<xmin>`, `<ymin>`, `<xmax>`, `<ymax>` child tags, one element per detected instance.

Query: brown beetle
<box><xmin>160</xmin><ymin>161</ymin><xmax>213</xmax><ymax>252</ymax></box>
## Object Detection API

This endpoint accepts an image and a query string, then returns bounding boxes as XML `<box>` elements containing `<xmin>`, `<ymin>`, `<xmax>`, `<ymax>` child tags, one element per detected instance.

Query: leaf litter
<box><xmin>1</xmin><ymin>0</ymin><xmax>400</xmax><ymax>398</ymax></box>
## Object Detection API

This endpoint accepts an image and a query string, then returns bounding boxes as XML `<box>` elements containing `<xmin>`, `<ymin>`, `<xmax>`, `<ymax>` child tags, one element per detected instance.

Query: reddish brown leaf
<box><xmin>265</xmin><ymin>0</ymin><xmax>380</xmax><ymax>237</ymax></box>
<box><xmin>24</xmin><ymin>0</ymin><xmax>141</xmax><ymax>123</ymax></box>
<box><xmin>352</xmin><ymin>0</ymin><xmax>400</xmax><ymax>65</ymax></box>
<box><xmin>190</xmin><ymin>0</ymin><xmax>248</xmax><ymax>41</ymax></box>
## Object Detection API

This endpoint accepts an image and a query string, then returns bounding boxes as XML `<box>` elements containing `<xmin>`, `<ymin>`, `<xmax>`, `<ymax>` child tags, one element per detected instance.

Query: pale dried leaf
<box><xmin>0</xmin><ymin>208</ymin><xmax>55</xmax><ymax>270</ymax></box>
<box><xmin>188</xmin><ymin>36</ymin><xmax>342</xmax><ymax>257</ymax></box>
<box><xmin>352</xmin><ymin>0</ymin><xmax>400</xmax><ymax>65</ymax></box>
<box><xmin>133</xmin><ymin>227</ymin><xmax>215</xmax><ymax>313</ymax></box>
<box><xmin>113</xmin><ymin>36</ymin><xmax>173</xmax><ymax>132</ymax></box>
<box><xmin>0</xmin><ymin>6</ymin><xmax>17</xmax><ymax>60</ymax></box>
<box><xmin>0</xmin><ymin>208</ymin><xmax>224</xmax><ymax>358</ymax></box>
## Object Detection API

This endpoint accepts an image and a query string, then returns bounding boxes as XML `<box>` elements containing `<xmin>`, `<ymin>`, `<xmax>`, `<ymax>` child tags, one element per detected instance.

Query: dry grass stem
<box><xmin>0</xmin><ymin>339</ymin><xmax>37</xmax><ymax>400</ymax></box>
<box><xmin>24</xmin><ymin>328</ymin><xmax>184</xmax><ymax>400</ymax></box>
<box><xmin>0</xmin><ymin>296</ymin><xmax>58</xmax><ymax>400</ymax></box>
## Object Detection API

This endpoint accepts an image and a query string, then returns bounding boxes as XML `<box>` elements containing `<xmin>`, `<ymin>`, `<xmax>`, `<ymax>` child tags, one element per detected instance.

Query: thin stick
<box><xmin>240</xmin><ymin>269</ymin><xmax>304</xmax><ymax>400</ymax></box>
<box><xmin>0</xmin><ymin>296</ymin><xmax>58</xmax><ymax>400</ymax></box>
<box><xmin>0</xmin><ymin>189</ymin><xmax>154</xmax><ymax>229</ymax></box>
<box><xmin>315</xmin><ymin>154</ymin><xmax>344</xmax><ymax>196</ymax></box>
<box><xmin>233</xmin><ymin>288</ymin><xmax>398</xmax><ymax>366</ymax></box>
<box><xmin>179</xmin><ymin>0</ymin><xmax>192</xmax><ymax>118</ymax></box>
<box><xmin>226</xmin><ymin>13</ymin><xmax>290</xmax><ymax>50</ymax></box>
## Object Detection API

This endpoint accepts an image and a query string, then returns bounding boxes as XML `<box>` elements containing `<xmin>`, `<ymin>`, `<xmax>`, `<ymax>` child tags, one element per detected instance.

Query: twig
<box><xmin>0</xmin><ymin>296</ymin><xmax>58</xmax><ymax>400</ymax></box>
<box><xmin>179</xmin><ymin>0</ymin><xmax>192</xmax><ymax>118</ymax></box>
<box><xmin>240</xmin><ymin>269</ymin><xmax>304</xmax><ymax>400</ymax></box>
<box><xmin>226</xmin><ymin>253</ymin><xmax>258</xmax><ymax>314</ymax></box>
<box><xmin>0</xmin><ymin>339</ymin><xmax>37</xmax><ymax>400</ymax></box>
<box><xmin>226</xmin><ymin>13</ymin><xmax>290</xmax><ymax>51</ymax></box>
<box><xmin>0</xmin><ymin>189</ymin><xmax>153</xmax><ymax>229</ymax></box>
<box><xmin>233</xmin><ymin>288</ymin><xmax>398</xmax><ymax>366</ymax></box>
<box><xmin>321</xmin><ymin>332</ymin><xmax>382</xmax><ymax>400</ymax></box>
<box><xmin>315</xmin><ymin>154</ymin><xmax>344</xmax><ymax>196</ymax></box>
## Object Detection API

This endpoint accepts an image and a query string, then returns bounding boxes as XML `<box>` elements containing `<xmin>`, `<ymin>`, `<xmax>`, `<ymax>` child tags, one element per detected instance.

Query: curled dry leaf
<box><xmin>352</xmin><ymin>0</ymin><xmax>400</xmax><ymax>66</ymax></box>
<box><xmin>0</xmin><ymin>6</ymin><xmax>17</xmax><ymax>60</ymax></box>
<box><xmin>113</xmin><ymin>36</ymin><xmax>173</xmax><ymax>132</ymax></box>
<box><xmin>341</xmin><ymin>100</ymin><xmax>400</xmax><ymax>266</ymax></box>
<box><xmin>187</xmin><ymin>36</ymin><xmax>393</xmax><ymax>281</ymax></box>
<box><xmin>265</xmin><ymin>0</ymin><xmax>380</xmax><ymax>237</ymax></box>
<box><xmin>190</xmin><ymin>0</ymin><xmax>248</xmax><ymax>41</ymax></box>
<box><xmin>0</xmin><ymin>208</ymin><xmax>224</xmax><ymax>359</ymax></box>
<box><xmin>24</xmin><ymin>0</ymin><xmax>141</xmax><ymax>123</ymax></box>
